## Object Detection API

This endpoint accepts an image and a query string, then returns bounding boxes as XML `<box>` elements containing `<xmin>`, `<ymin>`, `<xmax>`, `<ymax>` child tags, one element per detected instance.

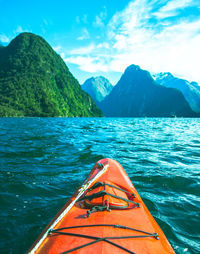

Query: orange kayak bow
<box><xmin>28</xmin><ymin>158</ymin><xmax>175</xmax><ymax>254</ymax></box>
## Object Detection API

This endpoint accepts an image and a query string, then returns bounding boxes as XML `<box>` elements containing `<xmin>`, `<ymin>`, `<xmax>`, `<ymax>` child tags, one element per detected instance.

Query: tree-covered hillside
<box><xmin>0</xmin><ymin>33</ymin><xmax>103</xmax><ymax>117</ymax></box>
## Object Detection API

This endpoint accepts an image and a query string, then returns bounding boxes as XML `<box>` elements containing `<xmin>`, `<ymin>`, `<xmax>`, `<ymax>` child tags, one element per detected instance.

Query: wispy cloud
<box><xmin>93</xmin><ymin>16</ymin><xmax>104</xmax><ymax>27</ymax></box>
<box><xmin>65</xmin><ymin>55</ymin><xmax>109</xmax><ymax>73</ymax></box>
<box><xmin>106</xmin><ymin>0</ymin><xmax>200</xmax><ymax>78</ymax></box>
<box><xmin>70</xmin><ymin>44</ymin><xmax>95</xmax><ymax>55</ymax></box>
<box><xmin>15</xmin><ymin>26</ymin><xmax>26</xmax><ymax>33</ymax></box>
<box><xmin>65</xmin><ymin>0</ymin><xmax>200</xmax><ymax>83</ymax></box>
<box><xmin>0</xmin><ymin>34</ymin><xmax>10</xmax><ymax>43</ymax></box>
<box><xmin>53</xmin><ymin>45</ymin><xmax>66</xmax><ymax>59</ymax></box>
<box><xmin>13</xmin><ymin>25</ymin><xmax>32</xmax><ymax>36</ymax></box>
<box><xmin>43</xmin><ymin>19</ymin><xmax>48</xmax><ymax>26</ymax></box>
<box><xmin>76</xmin><ymin>14</ymin><xmax>88</xmax><ymax>24</ymax></box>
<box><xmin>93</xmin><ymin>7</ymin><xmax>107</xmax><ymax>27</ymax></box>
<box><xmin>77</xmin><ymin>28</ymin><xmax>90</xmax><ymax>40</ymax></box>
<box><xmin>53</xmin><ymin>45</ymin><xmax>62</xmax><ymax>52</ymax></box>
<box><xmin>0</xmin><ymin>26</ymin><xmax>29</xmax><ymax>44</ymax></box>
<box><xmin>154</xmin><ymin>0</ymin><xmax>194</xmax><ymax>18</ymax></box>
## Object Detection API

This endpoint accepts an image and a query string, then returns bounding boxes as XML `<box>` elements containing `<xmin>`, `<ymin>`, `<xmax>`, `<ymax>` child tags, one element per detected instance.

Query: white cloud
<box><xmin>0</xmin><ymin>26</ymin><xmax>30</xmax><ymax>44</ymax></box>
<box><xmin>14</xmin><ymin>26</ymin><xmax>31</xmax><ymax>35</ymax></box>
<box><xmin>65</xmin><ymin>55</ymin><xmax>109</xmax><ymax>73</ymax></box>
<box><xmin>154</xmin><ymin>0</ymin><xmax>194</xmax><ymax>18</ymax></box>
<box><xmin>15</xmin><ymin>26</ymin><xmax>24</xmax><ymax>33</ymax></box>
<box><xmin>93</xmin><ymin>7</ymin><xmax>107</xmax><ymax>27</ymax></box>
<box><xmin>60</xmin><ymin>52</ymin><xmax>65</xmax><ymax>59</ymax></box>
<box><xmin>53</xmin><ymin>45</ymin><xmax>62</xmax><ymax>52</ymax></box>
<box><xmin>107</xmin><ymin>0</ymin><xmax>200</xmax><ymax>81</ymax></box>
<box><xmin>93</xmin><ymin>16</ymin><xmax>104</xmax><ymax>27</ymax></box>
<box><xmin>66</xmin><ymin>0</ymin><xmax>200</xmax><ymax>83</ymax></box>
<box><xmin>97</xmin><ymin>42</ymin><xmax>109</xmax><ymax>49</ymax></box>
<box><xmin>107</xmin><ymin>0</ymin><xmax>153</xmax><ymax>42</ymax></box>
<box><xmin>0</xmin><ymin>34</ymin><xmax>10</xmax><ymax>43</ymax></box>
<box><xmin>70</xmin><ymin>44</ymin><xmax>95</xmax><ymax>55</ymax></box>
<box><xmin>76</xmin><ymin>14</ymin><xmax>88</xmax><ymax>24</ymax></box>
<box><xmin>77</xmin><ymin>28</ymin><xmax>90</xmax><ymax>40</ymax></box>
<box><xmin>52</xmin><ymin>45</ymin><xmax>66</xmax><ymax>60</ymax></box>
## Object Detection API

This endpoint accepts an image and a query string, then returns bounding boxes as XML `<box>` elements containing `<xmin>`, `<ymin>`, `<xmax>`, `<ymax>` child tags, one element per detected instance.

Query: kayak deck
<box><xmin>28</xmin><ymin>158</ymin><xmax>175</xmax><ymax>254</ymax></box>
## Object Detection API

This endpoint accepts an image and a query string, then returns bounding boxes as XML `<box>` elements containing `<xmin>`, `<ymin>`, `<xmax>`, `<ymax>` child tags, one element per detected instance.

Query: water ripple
<box><xmin>0</xmin><ymin>117</ymin><xmax>200</xmax><ymax>253</ymax></box>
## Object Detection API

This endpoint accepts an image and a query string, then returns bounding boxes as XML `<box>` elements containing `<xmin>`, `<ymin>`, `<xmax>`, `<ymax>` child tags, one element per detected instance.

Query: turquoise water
<box><xmin>0</xmin><ymin>118</ymin><xmax>200</xmax><ymax>254</ymax></box>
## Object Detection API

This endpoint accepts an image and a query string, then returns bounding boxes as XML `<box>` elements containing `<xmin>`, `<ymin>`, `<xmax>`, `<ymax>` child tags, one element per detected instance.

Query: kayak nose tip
<box><xmin>97</xmin><ymin>163</ymin><xmax>104</xmax><ymax>169</ymax></box>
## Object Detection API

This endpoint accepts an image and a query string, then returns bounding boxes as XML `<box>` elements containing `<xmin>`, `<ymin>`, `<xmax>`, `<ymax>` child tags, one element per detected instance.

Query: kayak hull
<box><xmin>28</xmin><ymin>158</ymin><xmax>175</xmax><ymax>254</ymax></box>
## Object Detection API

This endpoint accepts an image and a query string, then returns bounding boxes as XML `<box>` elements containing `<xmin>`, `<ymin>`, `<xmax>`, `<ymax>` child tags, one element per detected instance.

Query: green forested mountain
<box><xmin>0</xmin><ymin>33</ymin><xmax>103</xmax><ymax>117</ymax></box>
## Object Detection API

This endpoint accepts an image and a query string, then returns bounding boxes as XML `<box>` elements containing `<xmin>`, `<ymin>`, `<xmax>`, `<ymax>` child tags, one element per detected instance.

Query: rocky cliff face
<box><xmin>82</xmin><ymin>76</ymin><xmax>113</xmax><ymax>105</ymax></box>
<box><xmin>100</xmin><ymin>65</ymin><xmax>197</xmax><ymax>117</ymax></box>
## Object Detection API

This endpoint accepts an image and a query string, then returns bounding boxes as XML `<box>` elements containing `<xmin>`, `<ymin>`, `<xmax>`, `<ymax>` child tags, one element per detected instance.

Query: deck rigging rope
<box><xmin>78</xmin><ymin>181</ymin><xmax>140</xmax><ymax>217</ymax></box>
<box><xmin>49</xmin><ymin>224</ymin><xmax>159</xmax><ymax>254</ymax></box>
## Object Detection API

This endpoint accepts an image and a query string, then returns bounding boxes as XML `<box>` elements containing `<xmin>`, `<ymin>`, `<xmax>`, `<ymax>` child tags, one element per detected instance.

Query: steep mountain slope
<box><xmin>154</xmin><ymin>72</ymin><xmax>200</xmax><ymax>113</ymax></box>
<box><xmin>0</xmin><ymin>33</ymin><xmax>103</xmax><ymax>117</ymax></box>
<box><xmin>100</xmin><ymin>65</ymin><xmax>197</xmax><ymax>117</ymax></box>
<box><xmin>82</xmin><ymin>76</ymin><xmax>113</xmax><ymax>105</ymax></box>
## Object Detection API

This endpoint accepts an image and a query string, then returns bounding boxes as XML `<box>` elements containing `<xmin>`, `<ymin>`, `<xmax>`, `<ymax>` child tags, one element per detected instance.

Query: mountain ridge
<box><xmin>100</xmin><ymin>64</ymin><xmax>198</xmax><ymax>117</ymax></box>
<box><xmin>154</xmin><ymin>72</ymin><xmax>200</xmax><ymax>113</ymax></box>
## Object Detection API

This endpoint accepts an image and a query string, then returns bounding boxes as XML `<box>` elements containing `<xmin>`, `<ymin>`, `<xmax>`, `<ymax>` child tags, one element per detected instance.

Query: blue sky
<box><xmin>1</xmin><ymin>0</ymin><xmax>200</xmax><ymax>85</ymax></box>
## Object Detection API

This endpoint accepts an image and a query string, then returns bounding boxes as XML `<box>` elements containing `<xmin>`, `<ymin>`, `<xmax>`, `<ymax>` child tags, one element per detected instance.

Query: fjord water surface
<box><xmin>0</xmin><ymin>118</ymin><xmax>199</xmax><ymax>254</ymax></box>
